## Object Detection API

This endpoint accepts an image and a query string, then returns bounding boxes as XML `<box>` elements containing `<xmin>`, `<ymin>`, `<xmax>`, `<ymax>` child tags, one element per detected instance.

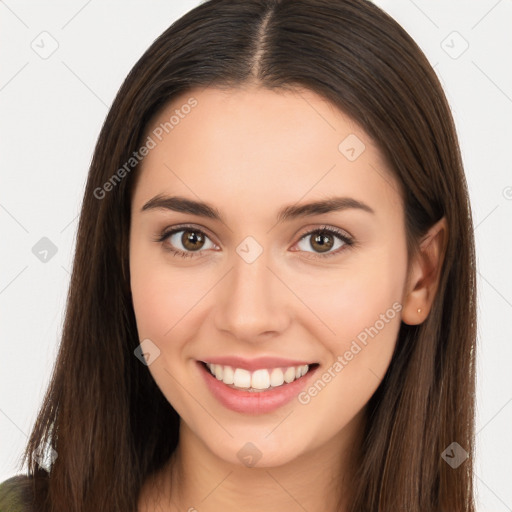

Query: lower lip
<box><xmin>197</xmin><ymin>361</ymin><xmax>319</xmax><ymax>414</ymax></box>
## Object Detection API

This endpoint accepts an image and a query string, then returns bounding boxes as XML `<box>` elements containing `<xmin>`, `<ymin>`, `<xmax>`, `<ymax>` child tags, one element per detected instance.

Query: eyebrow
<box><xmin>141</xmin><ymin>194</ymin><xmax>375</xmax><ymax>222</ymax></box>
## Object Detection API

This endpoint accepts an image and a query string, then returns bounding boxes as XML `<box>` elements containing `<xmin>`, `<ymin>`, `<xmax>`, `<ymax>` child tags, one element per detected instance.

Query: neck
<box><xmin>140</xmin><ymin>409</ymin><xmax>365</xmax><ymax>512</ymax></box>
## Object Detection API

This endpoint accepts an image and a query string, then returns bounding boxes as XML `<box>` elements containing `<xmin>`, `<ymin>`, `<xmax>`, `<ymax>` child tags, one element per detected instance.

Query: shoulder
<box><xmin>0</xmin><ymin>474</ymin><xmax>37</xmax><ymax>512</ymax></box>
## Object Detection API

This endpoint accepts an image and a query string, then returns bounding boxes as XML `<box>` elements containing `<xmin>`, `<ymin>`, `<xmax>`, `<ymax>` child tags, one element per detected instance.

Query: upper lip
<box><xmin>199</xmin><ymin>356</ymin><xmax>316</xmax><ymax>371</ymax></box>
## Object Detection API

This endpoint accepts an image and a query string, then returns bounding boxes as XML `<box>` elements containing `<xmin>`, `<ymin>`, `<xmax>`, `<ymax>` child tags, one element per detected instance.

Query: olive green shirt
<box><xmin>0</xmin><ymin>475</ymin><xmax>35</xmax><ymax>512</ymax></box>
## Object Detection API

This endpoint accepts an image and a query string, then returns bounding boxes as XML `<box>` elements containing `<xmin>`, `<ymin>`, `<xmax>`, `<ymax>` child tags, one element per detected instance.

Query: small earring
<box><xmin>417</xmin><ymin>308</ymin><xmax>422</xmax><ymax>314</ymax></box>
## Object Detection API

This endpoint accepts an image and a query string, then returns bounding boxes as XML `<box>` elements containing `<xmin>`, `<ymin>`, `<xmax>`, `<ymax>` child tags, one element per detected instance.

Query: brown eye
<box><xmin>158</xmin><ymin>227</ymin><xmax>217</xmax><ymax>257</ymax></box>
<box><xmin>310</xmin><ymin>232</ymin><xmax>335</xmax><ymax>253</ymax></box>
<box><xmin>295</xmin><ymin>227</ymin><xmax>352</xmax><ymax>258</ymax></box>
<box><xmin>181</xmin><ymin>230</ymin><xmax>205</xmax><ymax>251</ymax></box>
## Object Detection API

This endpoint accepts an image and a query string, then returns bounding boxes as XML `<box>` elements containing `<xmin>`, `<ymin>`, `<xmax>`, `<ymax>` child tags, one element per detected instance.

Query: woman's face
<box><xmin>129</xmin><ymin>85</ymin><xmax>410</xmax><ymax>467</ymax></box>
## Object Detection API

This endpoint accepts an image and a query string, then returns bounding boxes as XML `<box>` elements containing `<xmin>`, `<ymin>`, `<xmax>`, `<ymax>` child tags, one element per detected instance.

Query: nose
<box><xmin>213</xmin><ymin>250</ymin><xmax>291</xmax><ymax>343</ymax></box>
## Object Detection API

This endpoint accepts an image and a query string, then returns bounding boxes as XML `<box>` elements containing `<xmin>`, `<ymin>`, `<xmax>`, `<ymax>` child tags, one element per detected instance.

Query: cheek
<box><xmin>131</xmin><ymin>270</ymin><xmax>189</xmax><ymax>339</ymax></box>
<box><xmin>129</xmin><ymin>249</ymin><xmax>204</xmax><ymax>412</ymax></box>
<box><xmin>129</xmin><ymin>239</ymin><xmax>207</xmax><ymax>342</ymax></box>
<box><xmin>292</xmin><ymin>248</ymin><xmax>406</xmax><ymax>348</ymax></box>
<box><xmin>292</xmin><ymin>246</ymin><xmax>406</xmax><ymax>421</ymax></box>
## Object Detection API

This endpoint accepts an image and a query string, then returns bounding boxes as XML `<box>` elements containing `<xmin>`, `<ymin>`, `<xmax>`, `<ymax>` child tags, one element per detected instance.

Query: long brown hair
<box><xmin>20</xmin><ymin>0</ymin><xmax>476</xmax><ymax>510</ymax></box>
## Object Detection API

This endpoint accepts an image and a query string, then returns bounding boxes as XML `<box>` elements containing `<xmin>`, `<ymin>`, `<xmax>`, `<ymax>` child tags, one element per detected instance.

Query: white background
<box><xmin>1</xmin><ymin>1</ymin><xmax>511</xmax><ymax>510</ymax></box>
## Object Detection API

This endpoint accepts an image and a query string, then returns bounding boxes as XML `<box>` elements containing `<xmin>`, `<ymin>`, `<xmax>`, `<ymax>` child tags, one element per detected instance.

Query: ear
<box><xmin>401</xmin><ymin>216</ymin><xmax>448</xmax><ymax>325</ymax></box>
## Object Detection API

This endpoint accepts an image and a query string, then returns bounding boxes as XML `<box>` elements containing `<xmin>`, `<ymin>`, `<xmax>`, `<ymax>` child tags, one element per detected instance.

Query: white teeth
<box><xmin>284</xmin><ymin>367</ymin><xmax>296</xmax><ymax>383</ymax></box>
<box><xmin>205</xmin><ymin>362</ymin><xmax>311</xmax><ymax>390</ymax></box>
<box><xmin>213</xmin><ymin>364</ymin><xmax>223</xmax><ymax>380</ymax></box>
<box><xmin>251</xmin><ymin>369</ymin><xmax>270</xmax><ymax>390</ymax></box>
<box><xmin>270</xmin><ymin>368</ymin><xmax>284</xmax><ymax>387</ymax></box>
<box><xmin>233</xmin><ymin>368</ymin><xmax>251</xmax><ymax>389</ymax></box>
<box><xmin>223</xmin><ymin>365</ymin><xmax>234</xmax><ymax>385</ymax></box>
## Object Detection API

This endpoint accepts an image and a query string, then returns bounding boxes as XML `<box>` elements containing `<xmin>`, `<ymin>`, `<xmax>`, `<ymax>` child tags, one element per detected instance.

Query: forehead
<box><xmin>132</xmin><ymin>85</ymin><xmax>402</xmax><ymax>220</ymax></box>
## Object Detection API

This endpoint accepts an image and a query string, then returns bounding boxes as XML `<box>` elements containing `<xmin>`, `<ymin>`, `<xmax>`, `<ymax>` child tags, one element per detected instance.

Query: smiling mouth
<box><xmin>200</xmin><ymin>361</ymin><xmax>319</xmax><ymax>392</ymax></box>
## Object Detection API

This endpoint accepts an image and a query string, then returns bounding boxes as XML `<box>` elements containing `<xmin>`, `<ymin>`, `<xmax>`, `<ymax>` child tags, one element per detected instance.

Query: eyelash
<box><xmin>154</xmin><ymin>224</ymin><xmax>354</xmax><ymax>260</ymax></box>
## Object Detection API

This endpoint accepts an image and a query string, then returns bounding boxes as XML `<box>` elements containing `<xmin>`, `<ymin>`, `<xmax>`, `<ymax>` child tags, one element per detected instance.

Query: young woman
<box><xmin>0</xmin><ymin>0</ymin><xmax>476</xmax><ymax>510</ymax></box>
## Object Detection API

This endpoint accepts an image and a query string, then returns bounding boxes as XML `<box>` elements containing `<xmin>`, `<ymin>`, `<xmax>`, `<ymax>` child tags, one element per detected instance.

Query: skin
<box><xmin>130</xmin><ymin>84</ymin><xmax>447</xmax><ymax>511</ymax></box>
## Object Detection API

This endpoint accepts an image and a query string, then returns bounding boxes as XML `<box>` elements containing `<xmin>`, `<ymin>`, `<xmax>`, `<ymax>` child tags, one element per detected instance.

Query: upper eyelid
<box><xmin>162</xmin><ymin>223</ymin><xmax>219</xmax><ymax>244</ymax></box>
